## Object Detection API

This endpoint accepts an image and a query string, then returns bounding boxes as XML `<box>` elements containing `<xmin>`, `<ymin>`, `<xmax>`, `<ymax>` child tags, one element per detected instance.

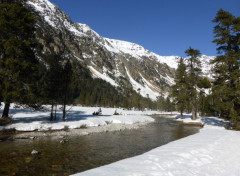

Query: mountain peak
<box><xmin>26</xmin><ymin>0</ymin><xmax>214</xmax><ymax>100</ymax></box>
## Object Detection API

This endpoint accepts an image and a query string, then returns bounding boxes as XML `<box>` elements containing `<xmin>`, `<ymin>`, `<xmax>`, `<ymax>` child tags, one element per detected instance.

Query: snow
<box><xmin>114</xmin><ymin>63</ymin><xmax>122</xmax><ymax>77</ymax></box>
<box><xmin>73</xmin><ymin>115</ymin><xmax>240</xmax><ymax>176</ymax></box>
<box><xmin>88</xmin><ymin>66</ymin><xmax>119</xmax><ymax>87</ymax></box>
<box><xmin>101</xmin><ymin>39</ymin><xmax>120</xmax><ymax>54</ymax></box>
<box><xmin>27</xmin><ymin>0</ymin><xmax>56</xmax><ymax>28</ymax></box>
<box><xmin>155</xmin><ymin>69</ymin><xmax>175</xmax><ymax>86</ymax></box>
<box><xmin>82</xmin><ymin>53</ymin><xmax>91</xmax><ymax>59</ymax></box>
<box><xmin>154</xmin><ymin>55</ymin><xmax>179</xmax><ymax>69</ymax></box>
<box><xmin>67</xmin><ymin>23</ymin><xmax>85</xmax><ymax>37</ymax></box>
<box><xmin>0</xmin><ymin>105</ymin><xmax>162</xmax><ymax>132</ymax></box>
<box><xmin>102</xmin><ymin>38</ymin><xmax>215</xmax><ymax>82</ymax></box>
<box><xmin>27</xmin><ymin>0</ymin><xmax>85</xmax><ymax>37</ymax></box>
<box><xmin>199</xmin><ymin>55</ymin><xmax>215</xmax><ymax>79</ymax></box>
<box><xmin>73</xmin><ymin>55</ymin><xmax>83</xmax><ymax>62</ymax></box>
<box><xmin>139</xmin><ymin>73</ymin><xmax>161</xmax><ymax>96</ymax></box>
<box><xmin>176</xmin><ymin>114</ymin><xmax>204</xmax><ymax>126</ymax></box>
<box><xmin>103</xmin><ymin>38</ymin><xmax>181</xmax><ymax>71</ymax></box>
<box><xmin>125</xmin><ymin>68</ymin><xmax>159</xmax><ymax>100</ymax></box>
<box><xmin>104</xmin><ymin>38</ymin><xmax>152</xmax><ymax>59</ymax></box>
<box><xmin>76</xmin><ymin>23</ymin><xmax>100</xmax><ymax>38</ymax></box>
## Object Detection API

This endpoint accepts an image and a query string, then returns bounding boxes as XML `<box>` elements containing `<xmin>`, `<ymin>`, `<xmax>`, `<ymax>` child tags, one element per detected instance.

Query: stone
<box><xmin>29</xmin><ymin>136</ymin><xmax>37</xmax><ymax>140</ymax></box>
<box><xmin>25</xmin><ymin>157</ymin><xmax>32</xmax><ymax>163</ymax></box>
<box><xmin>60</xmin><ymin>139</ymin><xmax>69</xmax><ymax>144</ymax></box>
<box><xmin>31</xmin><ymin>150</ymin><xmax>40</xmax><ymax>155</ymax></box>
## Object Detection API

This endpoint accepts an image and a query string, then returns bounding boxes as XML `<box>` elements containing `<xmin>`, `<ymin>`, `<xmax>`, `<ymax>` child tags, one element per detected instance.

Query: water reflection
<box><xmin>0</xmin><ymin>116</ymin><xmax>199</xmax><ymax>175</ymax></box>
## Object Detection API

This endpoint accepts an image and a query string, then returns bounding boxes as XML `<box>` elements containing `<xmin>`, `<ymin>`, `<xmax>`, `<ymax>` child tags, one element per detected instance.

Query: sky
<box><xmin>50</xmin><ymin>0</ymin><xmax>240</xmax><ymax>57</ymax></box>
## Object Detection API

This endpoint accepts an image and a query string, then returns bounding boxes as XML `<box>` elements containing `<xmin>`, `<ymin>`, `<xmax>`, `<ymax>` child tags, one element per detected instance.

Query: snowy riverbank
<box><xmin>73</xmin><ymin>115</ymin><xmax>240</xmax><ymax>176</ymax></box>
<box><xmin>0</xmin><ymin>105</ymin><xmax>175</xmax><ymax>133</ymax></box>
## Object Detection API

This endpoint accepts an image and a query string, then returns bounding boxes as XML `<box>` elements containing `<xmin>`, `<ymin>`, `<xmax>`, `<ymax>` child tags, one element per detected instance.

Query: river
<box><xmin>0</xmin><ymin>115</ymin><xmax>200</xmax><ymax>176</ymax></box>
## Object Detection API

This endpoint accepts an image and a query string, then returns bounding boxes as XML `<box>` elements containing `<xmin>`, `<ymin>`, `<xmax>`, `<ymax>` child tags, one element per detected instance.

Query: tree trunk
<box><xmin>54</xmin><ymin>105</ymin><xmax>57</xmax><ymax>121</ymax></box>
<box><xmin>187</xmin><ymin>101</ymin><xmax>191</xmax><ymax>113</ymax></box>
<box><xmin>2</xmin><ymin>102</ymin><xmax>10</xmax><ymax>119</ymax></box>
<box><xmin>62</xmin><ymin>103</ymin><xmax>66</xmax><ymax>121</ymax></box>
<box><xmin>180</xmin><ymin>110</ymin><xmax>183</xmax><ymax>117</ymax></box>
<box><xmin>50</xmin><ymin>103</ymin><xmax>54</xmax><ymax>121</ymax></box>
<box><xmin>62</xmin><ymin>91</ymin><xmax>67</xmax><ymax>120</ymax></box>
<box><xmin>200</xmin><ymin>93</ymin><xmax>205</xmax><ymax>116</ymax></box>
<box><xmin>191</xmin><ymin>101</ymin><xmax>197</xmax><ymax>120</ymax></box>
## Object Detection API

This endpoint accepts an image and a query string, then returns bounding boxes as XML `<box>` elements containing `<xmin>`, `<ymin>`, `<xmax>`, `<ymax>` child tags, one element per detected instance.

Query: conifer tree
<box><xmin>171</xmin><ymin>57</ymin><xmax>188</xmax><ymax>117</ymax></box>
<box><xmin>185</xmin><ymin>47</ymin><xmax>202</xmax><ymax>120</ymax></box>
<box><xmin>61</xmin><ymin>59</ymin><xmax>74</xmax><ymax>120</ymax></box>
<box><xmin>165</xmin><ymin>96</ymin><xmax>174</xmax><ymax>112</ymax></box>
<box><xmin>42</xmin><ymin>53</ymin><xmax>63</xmax><ymax>121</ymax></box>
<box><xmin>212</xmin><ymin>9</ymin><xmax>240</xmax><ymax>127</ymax></box>
<box><xmin>197</xmin><ymin>77</ymin><xmax>211</xmax><ymax>116</ymax></box>
<box><xmin>157</xmin><ymin>95</ymin><xmax>165</xmax><ymax>111</ymax></box>
<box><xmin>0</xmin><ymin>1</ymin><xmax>39</xmax><ymax>120</ymax></box>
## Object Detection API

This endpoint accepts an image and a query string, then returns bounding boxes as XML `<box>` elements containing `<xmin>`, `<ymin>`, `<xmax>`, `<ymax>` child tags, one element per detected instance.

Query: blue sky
<box><xmin>50</xmin><ymin>0</ymin><xmax>240</xmax><ymax>57</ymax></box>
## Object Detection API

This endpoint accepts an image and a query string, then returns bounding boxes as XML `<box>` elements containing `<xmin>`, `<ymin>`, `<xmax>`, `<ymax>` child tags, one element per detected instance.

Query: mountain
<box><xmin>26</xmin><ymin>0</ymin><xmax>214</xmax><ymax>101</ymax></box>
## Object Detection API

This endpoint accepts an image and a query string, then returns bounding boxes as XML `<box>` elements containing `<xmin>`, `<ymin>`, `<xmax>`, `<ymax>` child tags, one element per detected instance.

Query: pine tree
<box><xmin>42</xmin><ymin>53</ymin><xmax>63</xmax><ymax>121</ymax></box>
<box><xmin>211</xmin><ymin>9</ymin><xmax>240</xmax><ymax>127</ymax></box>
<box><xmin>185</xmin><ymin>47</ymin><xmax>202</xmax><ymax>120</ymax></box>
<box><xmin>156</xmin><ymin>95</ymin><xmax>165</xmax><ymax>111</ymax></box>
<box><xmin>0</xmin><ymin>2</ymin><xmax>39</xmax><ymax>120</ymax></box>
<box><xmin>61</xmin><ymin>59</ymin><xmax>74</xmax><ymax>120</ymax></box>
<box><xmin>197</xmin><ymin>77</ymin><xmax>211</xmax><ymax>116</ymax></box>
<box><xmin>165</xmin><ymin>96</ymin><xmax>174</xmax><ymax>112</ymax></box>
<box><xmin>171</xmin><ymin>57</ymin><xmax>188</xmax><ymax>117</ymax></box>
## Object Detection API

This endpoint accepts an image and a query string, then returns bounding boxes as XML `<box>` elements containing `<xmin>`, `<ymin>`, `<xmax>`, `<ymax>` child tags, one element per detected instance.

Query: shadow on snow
<box><xmin>0</xmin><ymin>108</ymin><xmax>111</xmax><ymax>125</ymax></box>
<box><xmin>176</xmin><ymin>114</ymin><xmax>227</xmax><ymax>128</ymax></box>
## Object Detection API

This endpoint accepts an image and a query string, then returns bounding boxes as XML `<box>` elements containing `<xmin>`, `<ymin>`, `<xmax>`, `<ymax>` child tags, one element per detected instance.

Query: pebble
<box><xmin>60</xmin><ymin>139</ymin><xmax>69</xmax><ymax>144</ymax></box>
<box><xmin>29</xmin><ymin>136</ymin><xmax>37</xmax><ymax>140</ymax></box>
<box><xmin>25</xmin><ymin>157</ymin><xmax>32</xmax><ymax>163</ymax></box>
<box><xmin>31</xmin><ymin>150</ymin><xmax>40</xmax><ymax>155</ymax></box>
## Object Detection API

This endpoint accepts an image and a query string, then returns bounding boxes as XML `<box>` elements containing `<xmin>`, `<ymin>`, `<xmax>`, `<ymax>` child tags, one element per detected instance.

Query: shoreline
<box><xmin>0</xmin><ymin>114</ymin><xmax>204</xmax><ymax>140</ymax></box>
<box><xmin>8</xmin><ymin>121</ymin><xmax>154</xmax><ymax>140</ymax></box>
<box><xmin>0</xmin><ymin>105</ymin><xmax>179</xmax><ymax>140</ymax></box>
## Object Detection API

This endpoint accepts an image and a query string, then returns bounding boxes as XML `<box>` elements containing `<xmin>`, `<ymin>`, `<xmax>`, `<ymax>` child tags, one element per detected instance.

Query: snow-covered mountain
<box><xmin>26</xmin><ymin>0</ymin><xmax>214</xmax><ymax>100</ymax></box>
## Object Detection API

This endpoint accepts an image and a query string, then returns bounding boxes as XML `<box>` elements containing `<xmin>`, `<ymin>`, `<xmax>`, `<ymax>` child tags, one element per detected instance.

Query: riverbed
<box><xmin>0</xmin><ymin>116</ymin><xmax>200</xmax><ymax>175</ymax></box>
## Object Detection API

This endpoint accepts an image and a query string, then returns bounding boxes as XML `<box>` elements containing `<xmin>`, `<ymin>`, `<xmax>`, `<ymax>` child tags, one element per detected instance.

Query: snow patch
<box><xmin>27</xmin><ymin>0</ymin><xmax>85</xmax><ymax>37</ymax></box>
<box><xmin>88</xmin><ymin>66</ymin><xmax>119</xmax><ymax>87</ymax></box>
<box><xmin>125</xmin><ymin>68</ymin><xmax>158</xmax><ymax>100</ymax></box>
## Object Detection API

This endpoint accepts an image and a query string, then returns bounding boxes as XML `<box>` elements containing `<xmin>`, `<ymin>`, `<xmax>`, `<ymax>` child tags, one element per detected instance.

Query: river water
<box><xmin>0</xmin><ymin>116</ymin><xmax>200</xmax><ymax>176</ymax></box>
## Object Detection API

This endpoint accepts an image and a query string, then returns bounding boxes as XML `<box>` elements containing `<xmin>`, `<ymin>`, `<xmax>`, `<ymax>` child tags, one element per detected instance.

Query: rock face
<box><xmin>26</xmin><ymin>0</ymin><xmax>214</xmax><ymax>100</ymax></box>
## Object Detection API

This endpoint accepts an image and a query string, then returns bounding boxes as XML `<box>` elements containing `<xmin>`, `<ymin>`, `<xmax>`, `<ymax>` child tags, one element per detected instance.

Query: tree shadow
<box><xmin>175</xmin><ymin>114</ymin><xmax>227</xmax><ymax>128</ymax></box>
<box><xmin>175</xmin><ymin>114</ymin><xmax>192</xmax><ymax>119</ymax></box>
<box><xmin>0</xmin><ymin>108</ymin><xmax>111</xmax><ymax>125</ymax></box>
<box><xmin>201</xmin><ymin>117</ymin><xmax>226</xmax><ymax>128</ymax></box>
<box><xmin>64</xmin><ymin>111</ymin><xmax>111</xmax><ymax>122</ymax></box>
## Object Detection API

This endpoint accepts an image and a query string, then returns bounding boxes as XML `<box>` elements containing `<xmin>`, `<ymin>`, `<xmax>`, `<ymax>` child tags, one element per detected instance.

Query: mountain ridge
<box><xmin>26</xmin><ymin>0</ymin><xmax>214</xmax><ymax>100</ymax></box>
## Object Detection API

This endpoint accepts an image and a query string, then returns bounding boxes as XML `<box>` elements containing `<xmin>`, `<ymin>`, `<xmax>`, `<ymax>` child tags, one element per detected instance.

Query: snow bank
<box><xmin>73</xmin><ymin>116</ymin><xmax>240</xmax><ymax>176</ymax></box>
<box><xmin>0</xmin><ymin>105</ymin><xmax>164</xmax><ymax>132</ymax></box>
<box><xmin>176</xmin><ymin>114</ymin><xmax>204</xmax><ymax>126</ymax></box>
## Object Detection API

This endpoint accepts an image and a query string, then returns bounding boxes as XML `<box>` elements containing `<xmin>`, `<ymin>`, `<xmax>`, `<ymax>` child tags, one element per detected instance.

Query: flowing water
<box><xmin>0</xmin><ymin>116</ymin><xmax>200</xmax><ymax>176</ymax></box>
